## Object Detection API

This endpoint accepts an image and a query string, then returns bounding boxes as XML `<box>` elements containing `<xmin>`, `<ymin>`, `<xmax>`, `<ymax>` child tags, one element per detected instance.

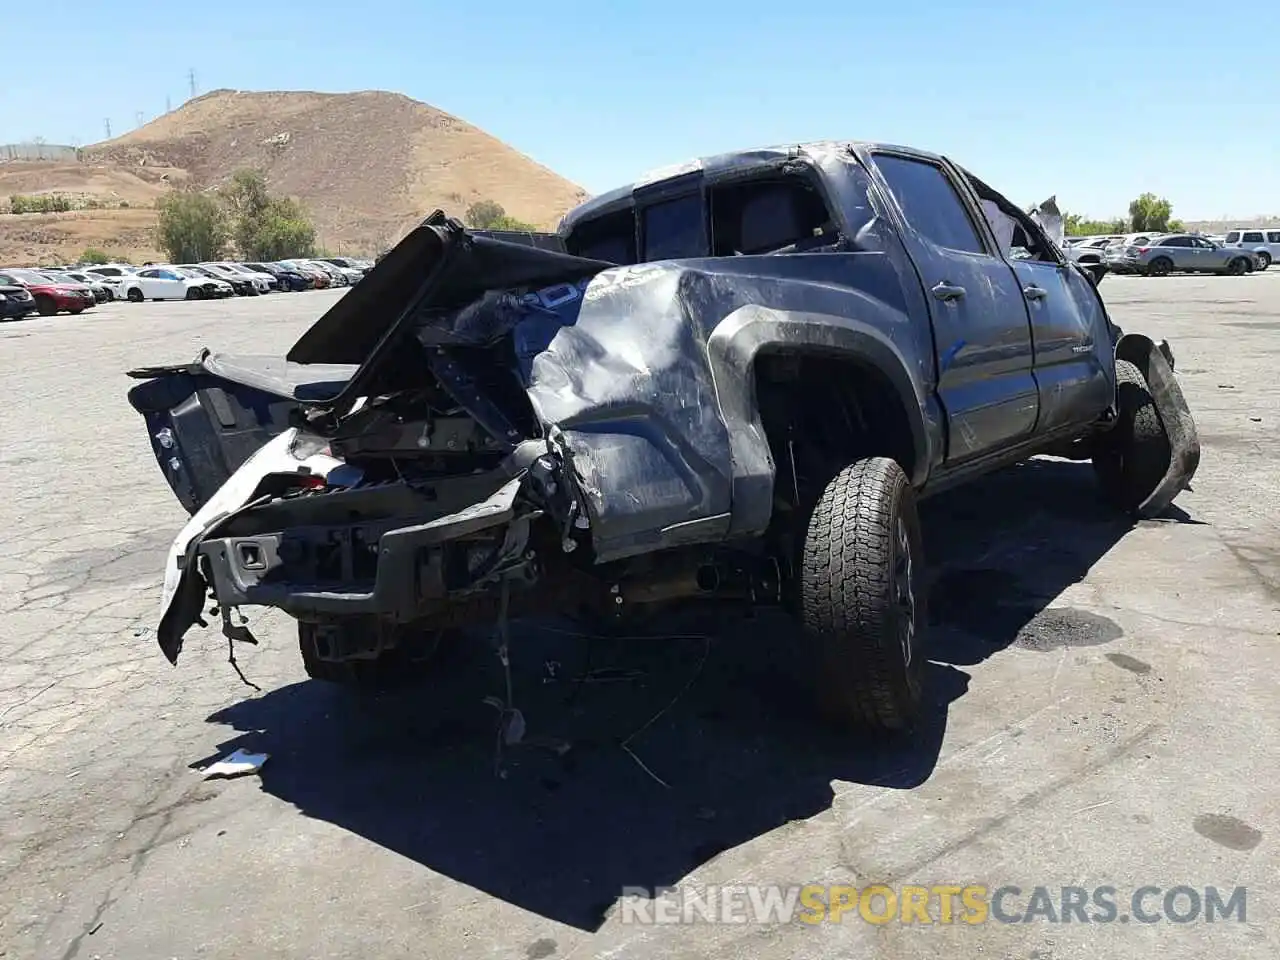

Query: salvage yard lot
<box><xmin>1</xmin><ymin>275</ymin><xmax>1277</xmax><ymax>959</ymax></box>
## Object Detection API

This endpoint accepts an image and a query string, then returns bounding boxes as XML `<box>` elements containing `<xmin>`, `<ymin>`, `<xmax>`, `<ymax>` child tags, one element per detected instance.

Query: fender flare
<box><xmin>1115</xmin><ymin>332</ymin><xmax>1201</xmax><ymax>518</ymax></box>
<box><xmin>706</xmin><ymin>303</ymin><xmax>935</xmax><ymax>536</ymax></box>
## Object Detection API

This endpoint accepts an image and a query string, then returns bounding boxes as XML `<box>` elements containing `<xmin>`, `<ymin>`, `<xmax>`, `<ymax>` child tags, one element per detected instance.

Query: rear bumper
<box><xmin>0</xmin><ymin>301</ymin><xmax>36</xmax><ymax>319</ymax></box>
<box><xmin>197</xmin><ymin>476</ymin><xmax>526</xmax><ymax>621</ymax></box>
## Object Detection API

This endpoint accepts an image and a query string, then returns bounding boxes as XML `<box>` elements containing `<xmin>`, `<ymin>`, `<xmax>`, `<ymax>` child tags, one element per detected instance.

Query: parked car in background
<box><xmin>121</xmin><ymin>266</ymin><xmax>223</xmax><ymax>301</ymax></box>
<box><xmin>242</xmin><ymin>261</ymin><xmax>310</xmax><ymax>291</ymax></box>
<box><xmin>1222</xmin><ymin>228</ymin><xmax>1279</xmax><ymax>269</ymax></box>
<box><xmin>194</xmin><ymin>262</ymin><xmax>261</xmax><ymax>295</ymax></box>
<box><xmin>1113</xmin><ymin>233</ymin><xmax>1257</xmax><ymax>276</ymax></box>
<box><xmin>83</xmin><ymin>264</ymin><xmax>137</xmax><ymax>284</ymax></box>
<box><xmin>1104</xmin><ymin>232</ymin><xmax>1163</xmax><ymax>274</ymax></box>
<box><xmin>278</xmin><ymin>260</ymin><xmax>330</xmax><ymax>288</ymax></box>
<box><xmin>45</xmin><ymin>270</ymin><xmax>113</xmax><ymax>302</ymax></box>
<box><xmin>7</xmin><ymin>268</ymin><xmax>98</xmax><ymax>315</ymax></box>
<box><xmin>211</xmin><ymin>262</ymin><xmax>276</xmax><ymax>293</ymax></box>
<box><xmin>0</xmin><ymin>272</ymin><xmax>38</xmax><ymax>320</ymax></box>
<box><xmin>318</xmin><ymin>257</ymin><xmax>369</xmax><ymax>281</ymax></box>
<box><xmin>301</xmin><ymin>259</ymin><xmax>349</xmax><ymax>286</ymax></box>
<box><xmin>174</xmin><ymin>268</ymin><xmax>235</xmax><ymax>298</ymax></box>
<box><xmin>179</xmin><ymin>264</ymin><xmax>254</xmax><ymax>297</ymax></box>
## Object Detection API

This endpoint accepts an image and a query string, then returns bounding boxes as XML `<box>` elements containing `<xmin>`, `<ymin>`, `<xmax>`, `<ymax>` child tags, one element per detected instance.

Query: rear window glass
<box><xmin>1242</xmin><ymin>231</ymin><xmax>1265</xmax><ymax>242</ymax></box>
<box><xmin>566</xmin><ymin>209</ymin><xmax>636</xmax><ymax>264</ymax></box>
<box><xmin>1225</xmin><ymin>232</ymin><xmax>1240</xmax><ymax>242</ymax></box>
<box><xmin>710</xmin><ymin>177</ymin><xmax>837</xmax><ymax>256</ymax></box>
<box><xmin>641</xmin><ymin>194</ymin><xmax>707</xmax><ymax>261</ymax></box>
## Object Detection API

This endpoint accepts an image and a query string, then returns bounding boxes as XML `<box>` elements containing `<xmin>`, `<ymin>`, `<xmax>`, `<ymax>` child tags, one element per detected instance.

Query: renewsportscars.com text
<box><xmin>618</xmin><ymin>884</ymin><xmax>1247</xmax><ymax>926</ymax></box>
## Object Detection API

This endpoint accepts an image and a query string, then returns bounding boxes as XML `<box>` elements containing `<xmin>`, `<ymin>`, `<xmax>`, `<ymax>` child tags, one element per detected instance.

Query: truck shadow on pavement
<box><xmin>200</xmin><ymin>457</ymin><xmax>1172</xmax><ymax>931</ymax></box>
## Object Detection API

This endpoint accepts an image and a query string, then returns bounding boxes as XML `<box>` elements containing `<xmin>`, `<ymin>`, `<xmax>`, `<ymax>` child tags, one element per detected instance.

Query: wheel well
<box><xmin>754</xmin><ymin>351</ymin><xmax>916</xmax><ymax>508</ymax></box>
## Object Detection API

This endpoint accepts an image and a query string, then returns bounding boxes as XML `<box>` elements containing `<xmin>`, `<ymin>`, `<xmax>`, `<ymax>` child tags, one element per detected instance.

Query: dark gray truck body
<box><xmin>128</xmin><ymin>141</ymin><xmax>1199</xmax><ymax>666</ymax></box>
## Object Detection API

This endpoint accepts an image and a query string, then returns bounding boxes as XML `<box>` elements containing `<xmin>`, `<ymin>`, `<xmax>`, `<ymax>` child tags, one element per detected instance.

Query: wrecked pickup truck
<box><xmin>127</xmin><ymin>141</ymin><xmax>1200</xmax><ymax>733</ymax></box>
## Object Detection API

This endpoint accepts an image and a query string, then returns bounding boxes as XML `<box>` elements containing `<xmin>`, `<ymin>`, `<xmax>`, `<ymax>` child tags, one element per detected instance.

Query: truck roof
<box><xmin>559</xmin><ymin>140</ymin><xmax>937</xmax><ymax>234</ymax></box>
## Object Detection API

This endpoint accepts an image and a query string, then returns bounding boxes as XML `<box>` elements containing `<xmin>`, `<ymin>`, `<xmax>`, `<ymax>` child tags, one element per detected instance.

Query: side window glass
<box><xmin>566</xmin><ymin>209</ymin><xmax>636</xmax><ymax>264</ymax></box>
<box><xmin>1268</xmin><ymin>232</ymin><xmax>1280</xmax><ymax>243</ymax></box>
<box><xmin>874</xmin><ymin>155</ymin><xmax>985</xmax><ymax>255</ymax></box>
<box><xmin>1225</xmin><ymin>232</ymin><xmax>1240</xmax><ymax>242</ymax></box>
<box><xmin>709</xmin><ymin>176</ymin><xmax>839</xmax><ymax>256</ymax></box>
<box><xmin>641</xmin><ymin>194</ymin><xmax>707</xmax><ymax>261</ymax></box>
<box><xmin>1243</xmin><ymin>232</ymin><xmax>1264</xmax><ymax>243</ymax></box>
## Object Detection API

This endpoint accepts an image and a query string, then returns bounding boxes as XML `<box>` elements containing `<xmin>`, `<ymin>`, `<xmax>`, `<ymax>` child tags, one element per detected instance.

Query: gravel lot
<box><xmin>1</xmin><ymin>276</ymin><xmax>1276</xmax><ymax>960</ymax></box>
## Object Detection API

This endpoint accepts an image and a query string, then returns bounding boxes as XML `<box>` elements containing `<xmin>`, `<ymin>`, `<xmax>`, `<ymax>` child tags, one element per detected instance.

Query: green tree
<box><xmin>156</xmin><ymin>191</ymin><xmax>229</xmax><ymax>262</ymax></box>
<box><xmin>1128</xmin><ymin>193</ymin><xmax>1174</xmax><ymax>233</ymax></box>
<box><xmin>1063</xmin><ymin>212</ymin><xmax>1128</xmax><ymax>236</ymax></box>
<box><xmin>220</xmin><ymin>169</ymin><xmax>316</xmax><ymax>259</ymax></box>
<box><xmin>80</xmin><ymin>247</ymin><xmax>110</xmax><ymax>264</ymax></box>
<box><xmin>464</xmin><ymin>199</ymin><xmax>540</xmax><ymax>232</ymax></box>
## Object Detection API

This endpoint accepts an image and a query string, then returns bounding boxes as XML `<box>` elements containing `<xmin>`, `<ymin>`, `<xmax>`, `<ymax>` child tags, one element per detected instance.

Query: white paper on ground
<box><xmin>203</xmin><ymin>748</ymin><xmax>270</xmax><ymax>779</ymax></box>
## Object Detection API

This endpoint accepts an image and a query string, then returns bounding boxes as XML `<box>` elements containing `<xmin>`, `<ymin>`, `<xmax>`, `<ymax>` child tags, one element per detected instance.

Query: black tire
<box><xmin>800</xmin><ymin>457</ymin><xmax>925</xmax><ymax>732</ymax></box>
<box><xmin>34</xmin><ymin>295</ymin><xmax>57</xmax><ymax>316</ymax></box>
<box><xmin>298</xmin><ymin>620</ymin><xmax>457</xmax><ymax>692</ymax></box>
<box><xmin>1093</xmin><ymin>360</ymin><xmax>1172</xmax><ymax>513</ymax></box>
<box><xmin>1147</xmin><ymin>257</ymin><xmax>1173</xmax><ymax>277</ymax></box>
<box><xmin>126</xmin><ymin>287</ymin><xmax>144</xmax><ymax>303</ymax></box>
<box><xmin>1257</xmin><ymin>252</ymin><xmax>1271</xmax><ymax>270</ymax></box>
<box><xmin>1227</xmin><ymin>257</ymin><xmax>1248</xmax><ymax>276</ymax></box>
<box><xmin>68</xmin><ymin>305</ymin><xmax>84</xmax><ymax>315</ymax></box>
<box><xmin>185</xmin><ymin>287</ymin><xmax>201</xmax><ymax>300</ymax></box>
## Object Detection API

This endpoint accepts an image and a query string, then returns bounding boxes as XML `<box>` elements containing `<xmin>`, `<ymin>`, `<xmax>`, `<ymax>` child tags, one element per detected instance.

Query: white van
<box><xmin>1223</xmin><ymin>228</ymin><xmax>1280</xmax><ymax>269</ymax></box>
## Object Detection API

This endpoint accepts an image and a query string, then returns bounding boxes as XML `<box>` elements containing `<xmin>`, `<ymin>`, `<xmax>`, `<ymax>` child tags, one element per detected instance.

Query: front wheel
<box><xmin>799</xmin><ymin>457</ymin><xmax>925</xmax><ymax>732</ymax></box>
<box><xmin>1227</xmin><ymin>257</ymin><xmax>1249</xmax><ymax>276</ymax></box>
<box><xmin>126</xmin><ymin>288</ymin><xmax>144</xmax><ymax>303</ymax></box>
<box><xmin>1093</xmin><ymin>360</ymin><xmax>1172</xmax><ymax>513</ymax></box>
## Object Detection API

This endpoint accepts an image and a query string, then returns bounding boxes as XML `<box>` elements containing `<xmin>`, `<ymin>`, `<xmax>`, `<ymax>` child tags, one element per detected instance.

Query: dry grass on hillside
<box><xmin>1</xmin><ymin>88</ymin><xmax>587</xmax><ymax>265</ymax></box>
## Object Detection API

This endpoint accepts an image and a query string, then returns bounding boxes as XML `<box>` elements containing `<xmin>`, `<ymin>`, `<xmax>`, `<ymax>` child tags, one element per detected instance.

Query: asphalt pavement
<box><xmin>0</xmin><ymin>275</ymin><xmax>1276</xmax><ymax>959</ymax></box>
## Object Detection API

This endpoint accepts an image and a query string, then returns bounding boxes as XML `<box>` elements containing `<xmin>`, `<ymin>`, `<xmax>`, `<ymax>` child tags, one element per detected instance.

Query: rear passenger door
<box><xmin>865</xmin><ymin>150</ymin><xmax>1037</xmax><ymax>464</ymax></box>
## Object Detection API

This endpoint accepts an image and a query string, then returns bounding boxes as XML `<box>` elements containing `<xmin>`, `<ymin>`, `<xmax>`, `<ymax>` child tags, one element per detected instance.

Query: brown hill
<box><xmin>1</xmin><ymin>88</ymin><xmax>587</xmax><ymax>265</ymax></box>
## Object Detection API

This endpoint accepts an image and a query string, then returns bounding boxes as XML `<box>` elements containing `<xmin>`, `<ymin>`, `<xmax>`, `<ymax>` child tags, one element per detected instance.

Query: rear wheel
<box><xmin>298</xmin><ymin>620</ymin><xmax>459</xmax><ymax>692</ymax></box>
<box><xmin>799</xmin><ymin>457</ymin><xmax>925</xmax><ymax>732</ymax></box>
<box><xmin>68</xmin><ymin>305</ymin><xmax>84</xmax><ymax>315</ymax></box>
<box><xmin>1257</xmin><ymin>252</ymin><xmax>1272</xmax><ymax>269</ymax></box>
<box><xmin>1093</xmin><ymin>360</ymin><xmax>1171</xmax><ymax>512</ymax></box>
<box><xmin>1147</xmin><ymin>257</ymin><xmax>1173</xmax><ymax>277</ymax></box>
<box><xmin>34</xmin><ymin>295</ymin><xmax>57</xmax><ymax>316</ymax></box>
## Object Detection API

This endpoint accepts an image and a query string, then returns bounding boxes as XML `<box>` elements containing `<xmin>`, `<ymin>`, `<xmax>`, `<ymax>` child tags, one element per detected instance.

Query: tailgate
<box><xmin>126</xmin><ymin>360</ymin><xmax>303</xmax><ymax>514</ymax></box>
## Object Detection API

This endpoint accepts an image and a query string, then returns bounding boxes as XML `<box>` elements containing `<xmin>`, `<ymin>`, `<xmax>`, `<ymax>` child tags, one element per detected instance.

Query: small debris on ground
<box><xmin>202</xmin><ymin>748</ymin><xmax>269</xmax><ymax>779</ymax></box>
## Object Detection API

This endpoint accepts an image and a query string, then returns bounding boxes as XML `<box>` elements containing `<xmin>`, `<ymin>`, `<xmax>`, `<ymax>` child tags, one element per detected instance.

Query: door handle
<box><xmin>1023</xmin><ymin>285</ymin><xmax>1048</xmax><ymax>301</ymax></box>
<box><xmin>932</xmin><ymin>281</ymin><xmax>966</xmax><ymax>302</ymax></box>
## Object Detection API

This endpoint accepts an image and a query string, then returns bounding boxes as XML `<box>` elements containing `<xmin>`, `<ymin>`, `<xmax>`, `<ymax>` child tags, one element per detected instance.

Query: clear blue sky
<box><xmin>3</xmin><ymin>0</ymin><xmax>1277</xmax><ymax>220</ymax></box>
